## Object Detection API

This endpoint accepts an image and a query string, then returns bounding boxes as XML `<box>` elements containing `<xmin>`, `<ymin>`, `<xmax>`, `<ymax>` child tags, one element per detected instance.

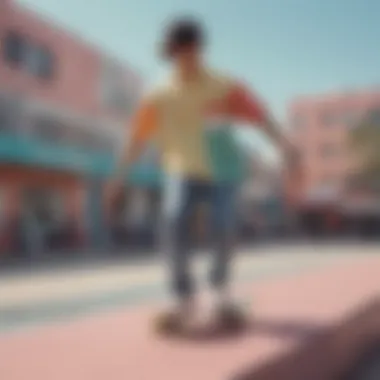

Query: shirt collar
<box><xmin>171</xmin><ymin>66</ymin><xmax>210</xmax><ymax>87</ymax></box>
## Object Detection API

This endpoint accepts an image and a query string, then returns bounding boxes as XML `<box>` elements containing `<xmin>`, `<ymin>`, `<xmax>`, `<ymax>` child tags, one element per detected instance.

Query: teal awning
<box><xmin>0</xmin><ymin>133</ymin><xmax>162</xmax><ymax>187</ymax></box>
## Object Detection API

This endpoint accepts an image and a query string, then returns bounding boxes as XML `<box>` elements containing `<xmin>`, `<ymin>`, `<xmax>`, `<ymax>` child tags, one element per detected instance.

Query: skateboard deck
<box><xmin>152</xmin><ymin>302</ymin><xmax>251</xmax><ymax>339</ymax></box>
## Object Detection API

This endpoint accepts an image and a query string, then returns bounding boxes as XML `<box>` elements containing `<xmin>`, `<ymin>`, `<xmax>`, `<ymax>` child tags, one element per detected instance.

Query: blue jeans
<box><xmin>161</xmin><ymin>176</ymin><xmax>237</xmax><ymax>300</ymax></box>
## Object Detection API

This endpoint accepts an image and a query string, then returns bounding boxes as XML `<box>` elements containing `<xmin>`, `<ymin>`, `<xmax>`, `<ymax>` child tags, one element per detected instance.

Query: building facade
<box><xmin>0</xmin><ymin>0</ymin><xmax>160</xmax><ymax>258</ymax></box>
<box><xmin>288</xmin><ymin>89</ymin><xmax>380</xmax><ymax>234</ymax></box>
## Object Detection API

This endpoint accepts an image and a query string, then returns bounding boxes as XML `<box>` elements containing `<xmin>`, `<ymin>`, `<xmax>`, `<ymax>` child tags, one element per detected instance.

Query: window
<box><xmin>3</xmin><ymin>32</ymin><xmax>26</xmax><ymax>66</ymax></box>
<box><xmin>38</xmin><ymin>47</ymin><xmax>54</xmax><ymax>79</ymax></box>
<box><xmin>25</xmin><ymin>45</ymin><xmax>54</xmax><ymax>79</ymax></box>
<box><xmin>2</xmin><ymin>31</ymin><xmax>55</xmax><ymax>80</ymax></box>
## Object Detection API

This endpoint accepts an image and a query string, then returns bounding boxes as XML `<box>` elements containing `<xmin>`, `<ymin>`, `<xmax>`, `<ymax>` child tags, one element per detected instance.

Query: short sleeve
<box><xmin>129</xmin><ymin>97</ymin><xmax>159</xmax><ymax>144</ymax></box>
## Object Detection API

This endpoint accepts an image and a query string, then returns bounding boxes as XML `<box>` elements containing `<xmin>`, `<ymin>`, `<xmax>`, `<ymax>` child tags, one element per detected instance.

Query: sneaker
<box><xmin>153</xmin><ymin>298</ymin><xmax>195</xmax><ymax>334</ymax></box>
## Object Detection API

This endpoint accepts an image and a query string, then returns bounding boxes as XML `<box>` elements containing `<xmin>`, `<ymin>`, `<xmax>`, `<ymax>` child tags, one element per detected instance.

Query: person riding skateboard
<box><xmin>108</xmin><ymin>16</ymin><xmax>299</xmax><ymax>331</ymax></box>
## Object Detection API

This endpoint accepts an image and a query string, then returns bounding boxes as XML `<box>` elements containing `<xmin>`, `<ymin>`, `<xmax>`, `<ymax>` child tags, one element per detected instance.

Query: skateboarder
<box><xmin>108</xmin><ymin>16</ymin><xmax>299</xmax><ymax>330</ymax></box>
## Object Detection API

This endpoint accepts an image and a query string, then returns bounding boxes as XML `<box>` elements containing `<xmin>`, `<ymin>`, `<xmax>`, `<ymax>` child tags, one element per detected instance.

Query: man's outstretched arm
<box><xmin>226</xmin><ymin>83</ymin><xmax>292</xmax><ymax>151</ymax></box>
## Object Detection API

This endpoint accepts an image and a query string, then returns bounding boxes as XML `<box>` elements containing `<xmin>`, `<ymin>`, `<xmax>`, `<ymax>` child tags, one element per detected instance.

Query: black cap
<box><xmin>161</xmin><ymin>17</ymin><xmax>205</xmax><ymax>59</ymax></box>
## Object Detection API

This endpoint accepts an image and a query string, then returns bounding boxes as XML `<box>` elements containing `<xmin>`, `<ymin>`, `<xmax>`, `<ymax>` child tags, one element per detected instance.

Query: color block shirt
<box><xmin>129</xmin><ymin>68</ymin><xmax>266</xmax><ymax>182</ymax></box>
<box><xmin>205</xmin><ymin>123</ymin><xmax>248</xmax><ymax>183</ymax></box>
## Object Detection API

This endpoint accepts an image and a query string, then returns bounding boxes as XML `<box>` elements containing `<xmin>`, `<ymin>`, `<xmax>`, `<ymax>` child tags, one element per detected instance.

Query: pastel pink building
<box><xmin>0</xmin><ymin>0</ymin><xmax>141</xmax><ymax>118</ymax></box>
<box><xmin>288</xmin><ymin>89</ymin><xmax>380</xmax><ymax>208</ymax></box>
<box><xmin>0</xmin><ymin>0</ymin><xmax>143</xmax><ymax>256</ymax></box>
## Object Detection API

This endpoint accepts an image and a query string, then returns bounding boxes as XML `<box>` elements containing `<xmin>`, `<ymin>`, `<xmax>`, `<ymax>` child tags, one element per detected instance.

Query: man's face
<box><xmin>172</xmin><ymin>44</ymin><xmax>200</xmax><ymax>68</ymax></box>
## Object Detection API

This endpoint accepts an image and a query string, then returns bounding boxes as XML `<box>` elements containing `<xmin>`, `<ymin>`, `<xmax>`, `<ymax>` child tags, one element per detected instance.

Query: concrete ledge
<box><xmin>234</xmin><ymin>299</ymin><xmax>380</xmax><ymax>380</ymax></box>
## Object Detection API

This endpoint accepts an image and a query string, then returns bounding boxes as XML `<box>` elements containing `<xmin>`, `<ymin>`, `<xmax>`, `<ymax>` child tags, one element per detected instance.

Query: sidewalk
<box><xmin>0</xmin><ymin>254</ymin><xmax>379</xmax><ymax>380</ymax></box>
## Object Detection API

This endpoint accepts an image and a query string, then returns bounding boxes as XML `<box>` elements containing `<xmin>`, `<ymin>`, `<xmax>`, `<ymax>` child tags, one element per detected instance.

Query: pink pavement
<box><xmin>0</xmin><ymin>256</ymin><xmax>379</xmax><ymax>380</ymax></box>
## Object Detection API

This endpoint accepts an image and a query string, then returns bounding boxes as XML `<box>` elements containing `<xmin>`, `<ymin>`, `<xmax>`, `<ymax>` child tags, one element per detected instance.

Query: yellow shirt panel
<box><xmin>153</xmin><ymin>70</ymin><xmax>234</xmax><ymax>178</ymax></box>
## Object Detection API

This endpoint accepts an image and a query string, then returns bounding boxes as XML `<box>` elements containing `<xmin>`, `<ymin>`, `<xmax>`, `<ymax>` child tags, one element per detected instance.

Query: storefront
<box><xmin>296</xmin><ymin>186</ymin><xmax>344</xmax><ymax>237</ymax></box>
<box><xmin>0</xmin><ymin>131</ymin><xmax>162</xmax><ymax>259</ymax></box>
<box><xmin>0</xmin><ymin>138</ymin><xmax>91</xmax><ymax>259</ymax></box>
<box><xmin>0</xmin><ymin>165</ymin><xmax>86</xmax><ymax>257</ymax></box>
<box><xmin>341</xmin><ymin>196</ymin><xmax>380</xmax><ymax>238</ymax></box>
<box><xmin>107</xmin><ymin>187</ymin><xmax>161</xmax><ymax>249</ymax></box>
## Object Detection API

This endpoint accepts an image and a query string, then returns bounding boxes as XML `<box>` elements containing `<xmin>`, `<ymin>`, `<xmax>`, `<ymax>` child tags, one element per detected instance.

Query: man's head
<box><xmin>161</xmin><ymin>17</ymin><xmax>206</xmax><ymax>69</ymax></box>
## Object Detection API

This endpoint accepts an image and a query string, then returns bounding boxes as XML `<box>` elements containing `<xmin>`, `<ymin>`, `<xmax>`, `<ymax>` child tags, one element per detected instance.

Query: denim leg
<box><xmin>161</xmin><ymin>176</ymin><xmax>198</xmax><ymax>300</ymax></box>
<box><xmin>209</xmin><ymin>183</ymin><xmax>237</xmax><ymax>290</ymax></box>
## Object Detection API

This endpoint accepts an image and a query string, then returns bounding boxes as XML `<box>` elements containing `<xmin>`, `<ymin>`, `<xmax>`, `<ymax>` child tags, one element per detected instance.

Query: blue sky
<box><xmin>18</xmin><ymin>0</ymin><xmax>380</xmax><ymax>158</ymax></box>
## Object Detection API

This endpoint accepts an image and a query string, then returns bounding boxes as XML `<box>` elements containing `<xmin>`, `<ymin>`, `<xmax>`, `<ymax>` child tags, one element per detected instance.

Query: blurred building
<box><xmin>0</xmin><ymin>0</ymin><xmax>160</xmax><ymax>258</ymax></box>
<box><xmin>238</xmin><ymin>155</ymin><xmax>289</xmax><ymax>238</ymax></box>
<box><xmin>288</xmin><ymin>89</ymin><xmax>380</xmax><ymax>235</ymax></box>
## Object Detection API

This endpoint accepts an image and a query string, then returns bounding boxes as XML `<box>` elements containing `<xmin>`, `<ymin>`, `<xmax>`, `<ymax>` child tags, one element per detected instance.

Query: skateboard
<box><xmin>153</xmin><ymin>303</ymin><xmax>251</xmax><ymax>338</ymax></box>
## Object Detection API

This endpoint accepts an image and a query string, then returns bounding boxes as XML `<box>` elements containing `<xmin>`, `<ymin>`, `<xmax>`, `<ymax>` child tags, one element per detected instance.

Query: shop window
<box><xmin>3</xmin><ymin>31</ymin><xmax>55</xmax><ymax>80</ymax></box>
<box><xmin>3</xmin><ymin>32</ymin><xmax>26</xmax><ymax>67</ymax></box>
<box><xmin>25</xmin><ymin>44</ymin><xmax>55</xmax><ymax>79</ymax></box>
